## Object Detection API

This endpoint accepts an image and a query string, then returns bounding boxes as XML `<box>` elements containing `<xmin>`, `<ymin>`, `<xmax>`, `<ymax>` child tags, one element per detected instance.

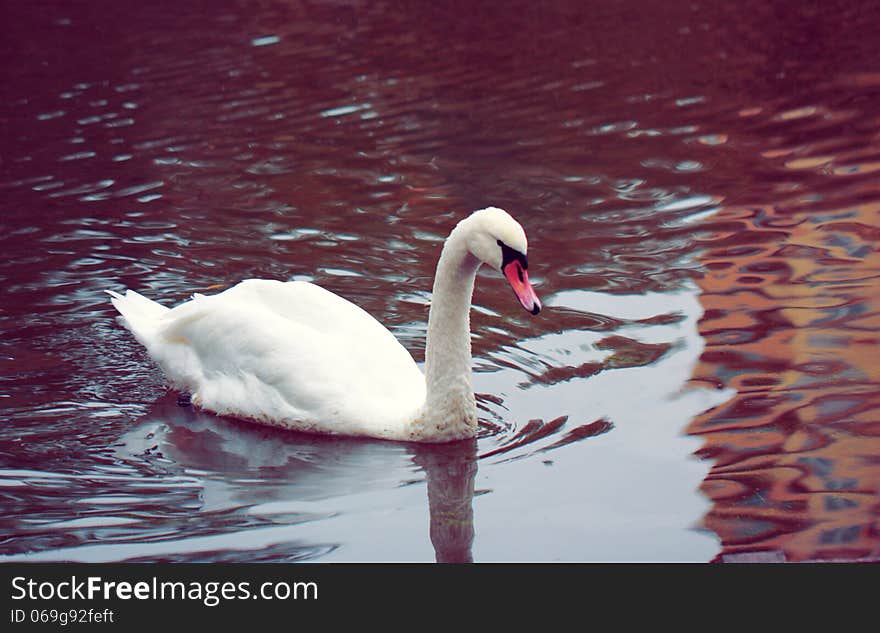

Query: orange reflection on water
<box><xmin>689</xmin><ymin>197</ymin><xmax>880</xmax><ymax>561</ymax></box>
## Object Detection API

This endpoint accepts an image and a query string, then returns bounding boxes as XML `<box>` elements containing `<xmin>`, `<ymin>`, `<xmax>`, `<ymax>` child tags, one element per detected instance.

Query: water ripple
<box><xmin>2</xmin><ymin>0</ymin><xmax>879</xmax><ymax>562</ymax></box>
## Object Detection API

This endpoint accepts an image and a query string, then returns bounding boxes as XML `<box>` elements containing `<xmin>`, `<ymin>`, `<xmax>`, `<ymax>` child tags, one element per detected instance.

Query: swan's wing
<box><xmin>145</xmin><ymin>280</ymin><xmax>425</xmax><ymax>432</ymax></box>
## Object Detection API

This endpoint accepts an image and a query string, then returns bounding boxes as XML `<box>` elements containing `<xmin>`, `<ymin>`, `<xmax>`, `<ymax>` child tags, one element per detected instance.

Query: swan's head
<box><xmin>460</xmin><ymin>207</ymin><xmax>541</xmax><ymax>315</ymax></box>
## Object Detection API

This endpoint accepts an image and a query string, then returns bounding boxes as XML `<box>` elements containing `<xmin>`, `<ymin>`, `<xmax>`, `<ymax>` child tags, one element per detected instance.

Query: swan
<box><xmin>107</xmin><ymin>207</ymin><xmax>541</xmax><ymax>442</ymax></box>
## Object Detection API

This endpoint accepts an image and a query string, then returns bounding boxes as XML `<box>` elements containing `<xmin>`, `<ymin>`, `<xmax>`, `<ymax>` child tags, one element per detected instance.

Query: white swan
<box><xmin>107</xmin><ymin>207</ymin><xmax>541</xmax><ymax>442</ymax></box>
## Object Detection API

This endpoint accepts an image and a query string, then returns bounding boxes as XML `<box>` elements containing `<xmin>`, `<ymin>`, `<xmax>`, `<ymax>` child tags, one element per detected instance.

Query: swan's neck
<box><xmin>417</xmin><ymin>229</ymin><xmax>480</xmax><ymax>440</ymax></box>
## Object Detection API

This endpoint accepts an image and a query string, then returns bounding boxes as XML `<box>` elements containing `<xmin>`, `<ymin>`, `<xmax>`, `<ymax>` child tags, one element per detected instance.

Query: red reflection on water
<box><xmin>690</xmin><ymin>200</ymin><xmax>880</xmax><ymax>562</ymax></box>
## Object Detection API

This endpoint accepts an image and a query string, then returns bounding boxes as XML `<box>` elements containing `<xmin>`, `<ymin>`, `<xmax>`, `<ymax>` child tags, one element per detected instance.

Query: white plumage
<box><xmin>108</xmin><ymin>207</ymin><xmax>541</xmax><ymax>442</ymax></box>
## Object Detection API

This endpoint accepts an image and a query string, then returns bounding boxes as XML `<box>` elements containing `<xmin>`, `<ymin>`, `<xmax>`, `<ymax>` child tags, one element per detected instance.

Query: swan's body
<box><xmin>108</xmin><ymin>207</ymin><xmax>540</xmax><ymax>442</ymax></box>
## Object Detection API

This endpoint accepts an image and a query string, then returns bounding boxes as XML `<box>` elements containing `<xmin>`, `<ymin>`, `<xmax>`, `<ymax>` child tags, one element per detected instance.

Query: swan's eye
<box><xmin>497</xmin><ymin>239</ymin><xmax>528</xmax><ymax>270</ymax></box>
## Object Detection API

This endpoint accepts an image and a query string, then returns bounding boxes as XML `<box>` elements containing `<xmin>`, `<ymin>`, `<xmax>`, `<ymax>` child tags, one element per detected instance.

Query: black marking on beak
<box><xmin>497</xmin><ymin>239</ymin><xmax>528</xmax><ymax>270</ymax></box>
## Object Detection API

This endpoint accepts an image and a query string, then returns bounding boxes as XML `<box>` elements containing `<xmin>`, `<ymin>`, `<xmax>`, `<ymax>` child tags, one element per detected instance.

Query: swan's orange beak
<box><xmin>503</xmin><ymin>260</ymin><xmax>541</xmax><ymax>315</ymax></box>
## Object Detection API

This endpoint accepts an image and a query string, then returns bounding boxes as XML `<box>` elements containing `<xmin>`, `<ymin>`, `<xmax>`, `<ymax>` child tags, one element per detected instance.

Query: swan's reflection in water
<box><xmin>412</xmin><ymin>440</ymin><xmax>477</xmax><ymax>563</ymax></box>
<box><xmin>116</xmin><ymin>395</ymin><xmax>478</xmax><ymax>563</ymax></box>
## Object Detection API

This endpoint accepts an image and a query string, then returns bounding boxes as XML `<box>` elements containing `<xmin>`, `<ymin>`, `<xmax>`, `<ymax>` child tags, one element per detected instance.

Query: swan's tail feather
<box><xmin>106</xmin><ymin>289</ymin><xmax>169</xmax><ymax>346</ymax></box>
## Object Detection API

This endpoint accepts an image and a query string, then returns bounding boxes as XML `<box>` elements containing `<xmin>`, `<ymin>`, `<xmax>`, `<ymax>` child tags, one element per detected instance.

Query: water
<box><xmin>2</xmin><ymin>1</ymin><xmax>879</xmax><ymax>562</ymax></box>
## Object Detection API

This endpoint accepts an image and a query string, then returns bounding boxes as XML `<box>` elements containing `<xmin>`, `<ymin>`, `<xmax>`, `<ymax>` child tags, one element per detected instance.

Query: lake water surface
<box><xmin>2</xmin><ymin>1</ymin><xmax>879</xmax><ymax>562</ymax></box>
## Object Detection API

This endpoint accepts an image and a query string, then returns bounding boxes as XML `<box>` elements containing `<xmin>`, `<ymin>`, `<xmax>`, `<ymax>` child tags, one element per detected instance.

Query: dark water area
<box><xmin>1</xmin><ymin>1</ymin><xmax>879</xmax><ymax>561</ymax></box>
